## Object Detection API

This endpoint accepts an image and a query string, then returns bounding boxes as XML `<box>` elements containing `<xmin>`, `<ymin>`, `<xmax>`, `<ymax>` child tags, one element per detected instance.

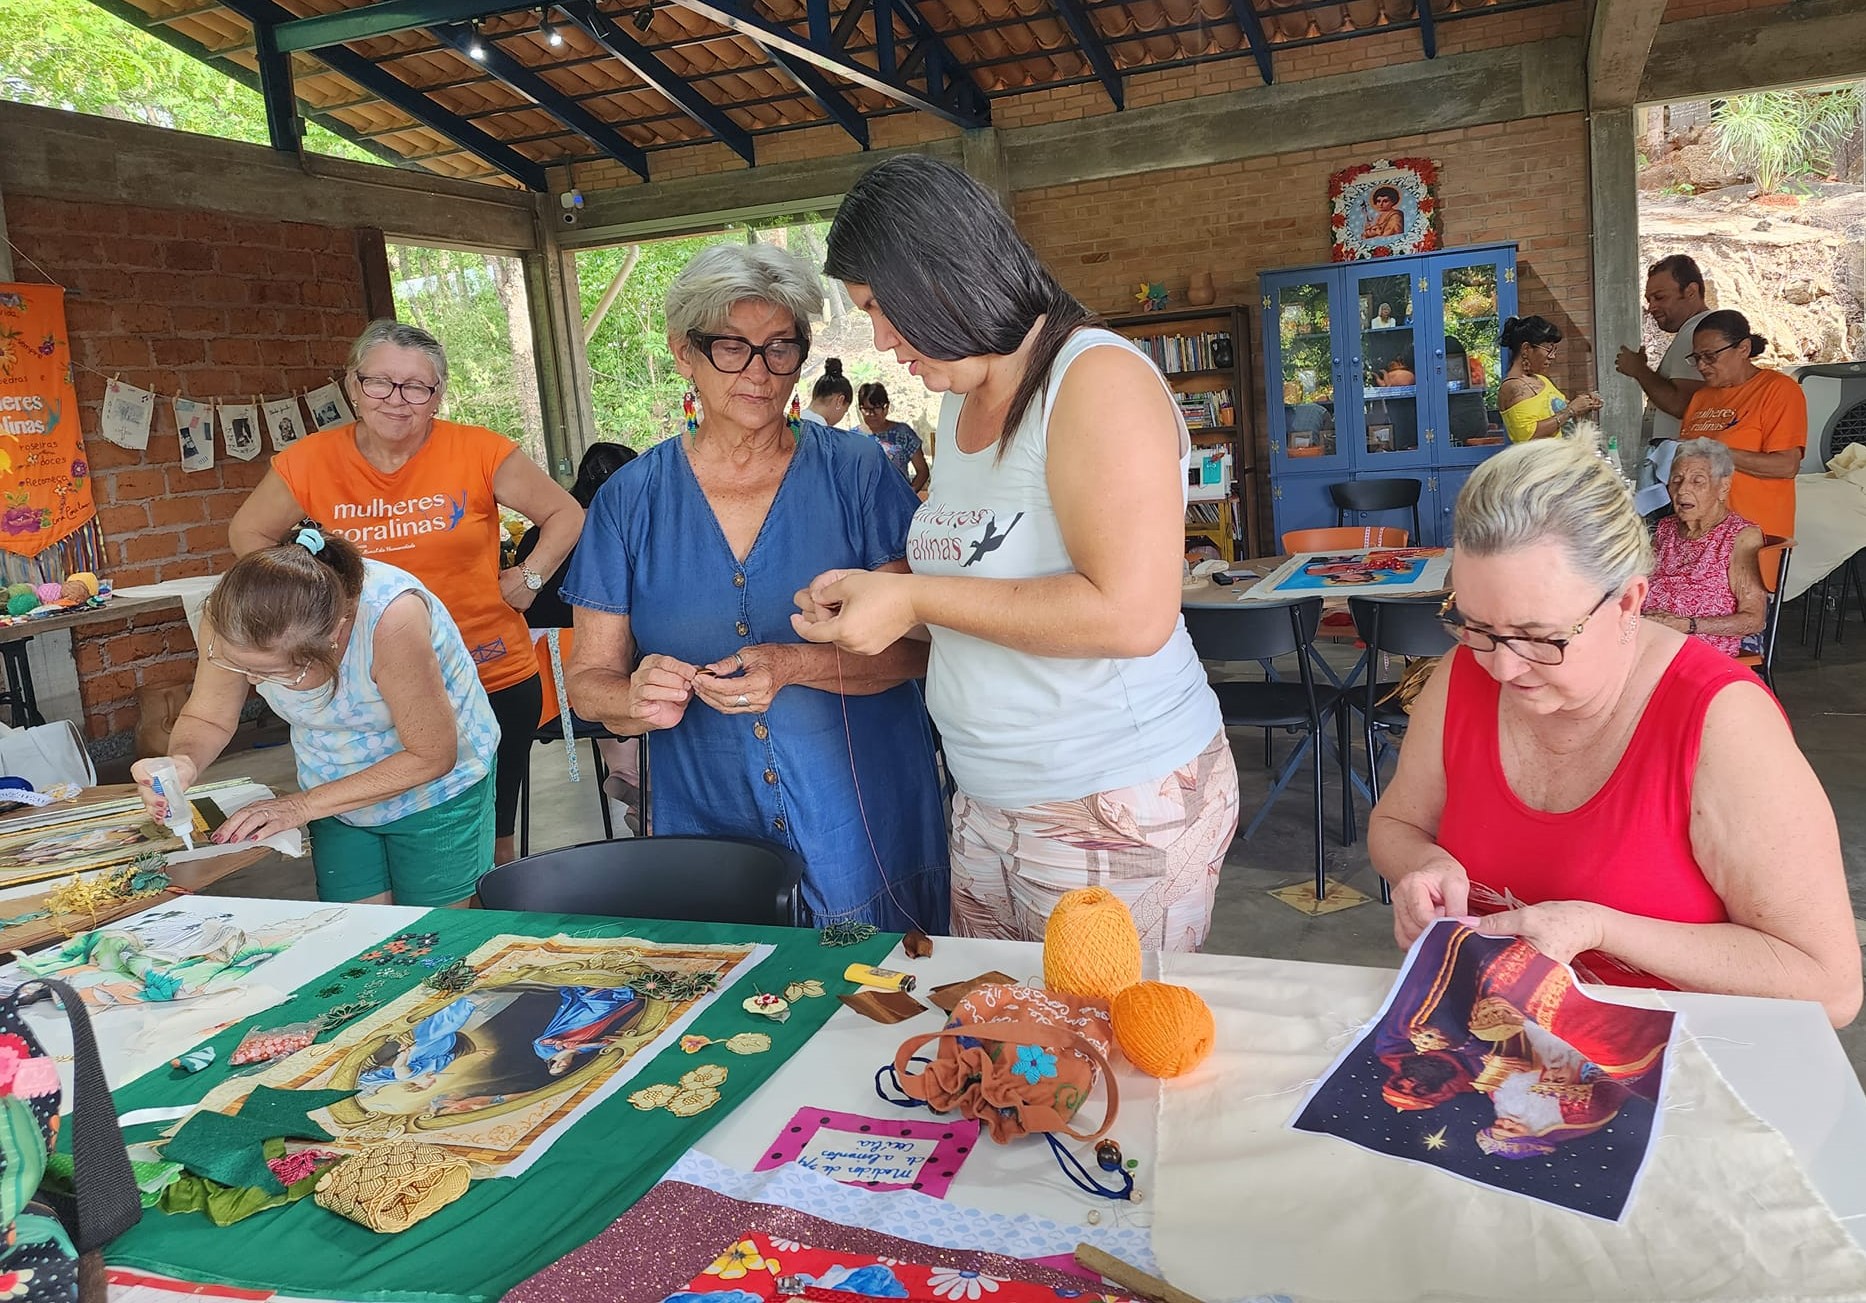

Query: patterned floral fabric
<box><xmin>1644</xmin><ymin>510</ymin><xmax>1756</xmax><ymax>656</ymax></box>
<box><xmin>863</xmin><ymin>422</ymin><xmax>922</xmax><ymax>479</ymax></box>
<box><xmin>258</xmin><ymin>560</ymin><xmax>498</xmax><ymax>827</ymax></box>
<box><xmin>949</xmin><ymin>730</ymin><xmax>1238</xmax><ymax>949</ymax></box>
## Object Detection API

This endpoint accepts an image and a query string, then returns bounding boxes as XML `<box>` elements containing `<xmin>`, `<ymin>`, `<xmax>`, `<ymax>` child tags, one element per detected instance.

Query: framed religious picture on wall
<box><xmin>1330</xmin><ymin>158</ymin><xmax>1441</xmax><ymax>262</ymax></box>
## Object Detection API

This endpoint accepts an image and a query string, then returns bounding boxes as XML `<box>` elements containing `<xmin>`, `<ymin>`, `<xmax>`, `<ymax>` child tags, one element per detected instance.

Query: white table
<box><xmin>17</xmin><ymin>900</ymin><xmax>1866</xmax><ymax>1299</ymax></box>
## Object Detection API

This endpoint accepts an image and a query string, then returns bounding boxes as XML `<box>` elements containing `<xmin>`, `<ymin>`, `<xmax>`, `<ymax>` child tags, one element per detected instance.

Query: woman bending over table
<box><xmin>1642</xmin><ymin>437</ymin><xmax>1766</xmax><ymax>655</ymax></box>
<box><xmin>134</xmin><ymin>525</ymin><xmax>498</xmax><ymax>906</ymax></box>
<box><xmin>793</xmin><ymin>154</ymin><xmax>1238</xmax><ymax>951</ymax></box>
<box><xmin>1368</xmin><ymin>431</ymin><xmax>1860</xmax><ymax>1025</ymax></box>
<box><xmin>229</xmin><ymin>320</ymin><xmax>582</xmax><ymax>866</ymax></box>
<box><xmin>563</xmin><ymin>241</ymin><xmax>947</xmax><ymax>932</ymax></box>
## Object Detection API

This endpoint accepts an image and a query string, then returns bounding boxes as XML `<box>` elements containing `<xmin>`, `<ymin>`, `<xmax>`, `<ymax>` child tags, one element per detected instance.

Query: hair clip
<box><xmin>295</xmin><ymin>527</ymin><xmax>326</xmax><ymax>555</ymax></box>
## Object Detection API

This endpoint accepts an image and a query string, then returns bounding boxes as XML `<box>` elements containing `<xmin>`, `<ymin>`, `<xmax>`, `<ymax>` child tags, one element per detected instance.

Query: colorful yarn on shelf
<box><xmin>6</xmin><ymin>593</ymin><xmax>38</xmax><ymax>616</ymax></box>
<box><xmin>65</xmin><ymin>572</ymin><xmax>99</xmax><ymax>597</ymax></box>
<box><xmin>1110</xmin><ymin>981</ymin><xmax>1215</xmax><ymax>1079</ymax></box>
<box><xmin>33</xmin><ymin>582</ymin><xmax>63</xmax><ymax>604</ymax></box>
<box><xmin>1042</xmin><ymin>887</ymin><xmax>1141</xmax><ymax>1002</ymax></box>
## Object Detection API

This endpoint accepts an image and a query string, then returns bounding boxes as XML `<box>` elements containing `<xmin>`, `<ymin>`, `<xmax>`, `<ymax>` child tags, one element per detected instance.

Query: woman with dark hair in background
<box><xmin>794</xmin><ymin>153</ymin><xmax>1237</xmax><ymax>951</ymax></box>
<box><xmin>1678</xmin><ymin>308</ymin><xmax>1806</xmax><ymax>541</ymax></box>
<box><xmin>133</xmin><ymin>524</ymin><xmax>498</xmax><ymax>905</ymax></box>
<box><xmin>1498</xmin><ymin>315</ymin><xmax>1602</xmax><ymax>443</ymax></box>
<box><xmin>803</xmin><ymin>358</ymin><xmax>853</xmax><ymax>434</ymax></box>
<box><xmin>856</xmin><ymin>381</ymin><xmax>930</xmax><ymax>492</ymax></box>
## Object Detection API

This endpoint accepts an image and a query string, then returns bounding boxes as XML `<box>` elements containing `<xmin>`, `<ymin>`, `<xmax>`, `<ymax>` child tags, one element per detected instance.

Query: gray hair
<box><xmin>1454</xmin><ymin>423</ymin><xmax>1654</xmax><ymax>588</ymax></box>
<box><xmin>1671</xmin><ymin>436</ymin><xmax>1735</xmax><ymax>481</ymax></box>
<box><xmin>665</xmin><ymin>243</ymin><xmax>824</xmax><ymax>349</ymax></box>
<box><xmin>346</xmin><ymin>320</ymin><xmax>448</xmax><ymax>388</ymax></box>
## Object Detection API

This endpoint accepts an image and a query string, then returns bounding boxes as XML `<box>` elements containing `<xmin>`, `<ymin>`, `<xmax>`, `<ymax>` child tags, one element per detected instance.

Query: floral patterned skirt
<box><xmin>947</xmin><ymin>731</ymin><xmax>1240</xmax><ymax>951</ymax></box>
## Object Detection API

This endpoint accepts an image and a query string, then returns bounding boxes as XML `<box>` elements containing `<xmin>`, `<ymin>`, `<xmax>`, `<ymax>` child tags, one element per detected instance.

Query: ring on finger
<box><xmin>733</xmin><ymin>649</ymin><xmax>746</xmax><ymax>673</ymax></box>
<box><xmin>735</xmin><ymin>693</ymin><xmax>749</xmax><ymax>708</ymax></box>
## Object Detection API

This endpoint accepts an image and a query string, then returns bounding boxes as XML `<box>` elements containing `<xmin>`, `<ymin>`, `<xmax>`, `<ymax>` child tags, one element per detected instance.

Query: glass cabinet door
<box><xmin>1264</xmin><ymin>272</ymin><xmax>1348</xmax><ymax>474</ymax></box>
<box><xmin>1431</xmin><ymin>249</ymin><xmax>1517</xmax><ymax>465</ymax></box>
<box><xmin>1347</xmin><ymin>261</ymin><xmax>1431</xmax><ymax>469</ymax></box>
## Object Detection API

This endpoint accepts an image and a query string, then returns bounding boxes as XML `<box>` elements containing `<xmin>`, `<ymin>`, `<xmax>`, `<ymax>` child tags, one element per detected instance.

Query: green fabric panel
<box><xmin>160</xmin><ymin>1161</ymin><xmax>325</xmax><ymax>1228</ymax></box>
<box><xmin>164</xmin><ymin>1112</ymin><xmax>288</xmax><ymax>1194</ymax></box>
<box><xmin>0</xmin><ymin>1096</ymin><xmax>45</xmax><ymax>1228</ymax></box>
<box><xmin>45</xmin><ymin>1153</ymin><xmax>181</xmax><ymax>1208</ymax></box>
<box><xmin>104</xmin><ymin>907</ymin><xmax>896</xmax><ymax>1302</ymax></box>
<box><xmin>233</xmin><ymin>1087</ymin><xmax>355</xmax><ymax>1140</ymax></box>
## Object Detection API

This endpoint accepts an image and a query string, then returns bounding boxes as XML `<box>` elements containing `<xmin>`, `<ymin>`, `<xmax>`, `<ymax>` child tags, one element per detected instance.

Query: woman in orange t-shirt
<box><xmin>1677</xmin><ymin>309</ymin><xmax>1805</xmax><ymax>541</ymax></box>
<box><xmin>230</xmin><ymin>321</ymin><xmax>583</xmax><ymax>865</ymax></box>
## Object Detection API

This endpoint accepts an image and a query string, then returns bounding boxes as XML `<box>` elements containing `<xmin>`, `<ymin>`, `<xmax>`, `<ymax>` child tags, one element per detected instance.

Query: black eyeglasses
<box><xmin>1685</xmin><ymin>341</ymin><xmax>1741</xmax><ymax>368</ymax></box>
<box><xmin>354</xmin><ymin>374</ymin><xmax>439</xmax><ymax>404</ymax></box>
<box><xmin>686</xmin><ymin>332</ymin><xmax>806</xmax><ymax>376</ymax></box>
<box><xmin>1437</xmin><ymin>589</ymin><xmax>1617</xmax><ymax>666</ymax></box>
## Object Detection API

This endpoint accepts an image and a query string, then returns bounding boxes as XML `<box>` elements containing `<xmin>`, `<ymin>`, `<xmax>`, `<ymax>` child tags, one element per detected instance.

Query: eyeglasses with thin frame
<box><xmin>859</xmin><ymin>402</ymin><xmax>888</xmax><ymax>414</ymax></box>
<box><xmin>204</xmin><ymin>637</ymin><xmax>312</xmax><ymax>687</ymax></box>
<box><xmin>354</xmin><ymin>374</ymin><xmax>440</xmax><ymax>404</ymax></box>
<box><xmin>1436</xmin><ymin>589</ymin><xmax>1617</xmax><ymax>666</ymax></box>
<box><xmin>1685</xmin><ymin>341</ymin><xmax>1741</xmax><ymax>368</ymax></box>
<box><xmin>686</xmin><ymin>332</ymin><xmax>806</xmax><ymax>376</ymax></box>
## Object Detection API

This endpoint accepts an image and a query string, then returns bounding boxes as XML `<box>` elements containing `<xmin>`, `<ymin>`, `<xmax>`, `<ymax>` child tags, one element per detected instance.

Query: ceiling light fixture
<box><xmin>630</xmin><ymin>3</ymin><xmax>654</xmax><ymax>32</ymax></box>
<box><xmin>540</xmin><ymin>8</ymin><xmax>563</xmax><ymax>45</ymax></box>
<box><xmin>467</xmin><ymin>20</ymin><xmax>487</xmax><ymax>59</ymax></box>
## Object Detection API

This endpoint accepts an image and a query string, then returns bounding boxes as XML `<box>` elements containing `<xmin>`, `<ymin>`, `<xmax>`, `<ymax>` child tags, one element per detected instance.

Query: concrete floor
<box><xmin>131</xmin><ymin>593</ymin><xmax>1866</xmax><ymax>1080</ymax></box>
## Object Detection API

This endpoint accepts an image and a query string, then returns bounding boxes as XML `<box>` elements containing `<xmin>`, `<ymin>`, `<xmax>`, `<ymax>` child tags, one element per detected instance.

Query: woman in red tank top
<box><xmin>1368</xmin><ymin>433</ymin><xmax>1859</xmax><ymax>1026</ymax></box>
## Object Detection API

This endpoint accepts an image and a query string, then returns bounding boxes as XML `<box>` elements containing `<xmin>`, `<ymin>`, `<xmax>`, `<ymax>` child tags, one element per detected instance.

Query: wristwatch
<box><xmin>519</xmin><ymin>564</ymin><xmax>543</xmax><ymax>592</ymax></box>
<box><xmin>1687</xmin><ymin>616</ymin><xmax>1698</xmax><ymax>635</ymax></box>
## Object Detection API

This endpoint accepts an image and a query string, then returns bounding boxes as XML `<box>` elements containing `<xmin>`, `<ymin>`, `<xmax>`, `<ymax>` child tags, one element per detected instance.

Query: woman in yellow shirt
<box><xmin>1499</xmin><ymin>315</ymin><xmax>1602</xmax><ymax>442</ymax></box>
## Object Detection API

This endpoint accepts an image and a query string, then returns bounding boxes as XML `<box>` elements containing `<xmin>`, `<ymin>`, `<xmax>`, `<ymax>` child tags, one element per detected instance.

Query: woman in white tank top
<box><xmin>793</xmin><ymin>155</ymin><xmax>1239</xmax><ymax>951</ymax></box>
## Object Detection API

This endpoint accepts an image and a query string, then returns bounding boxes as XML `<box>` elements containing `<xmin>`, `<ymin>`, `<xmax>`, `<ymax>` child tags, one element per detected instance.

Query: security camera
<box><xmin>558</xmin><ymin>188</ymin><xmax>584</xmax><ymax>210</ymax></box>
<box><xmin>561</xmin><ymin>209</ymin><xmax>580</xmax><ymax>226</ymax></box>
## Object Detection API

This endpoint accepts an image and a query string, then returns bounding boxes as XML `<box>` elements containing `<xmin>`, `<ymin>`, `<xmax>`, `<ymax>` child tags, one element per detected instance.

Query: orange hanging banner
<box><xmin>0</xmin><ymin>285</ymin><xmax>96</xmax><ymax>557</ymax></box>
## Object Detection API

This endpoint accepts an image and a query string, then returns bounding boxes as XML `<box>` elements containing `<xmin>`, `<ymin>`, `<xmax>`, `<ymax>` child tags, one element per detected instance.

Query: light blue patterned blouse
<box><xmin>258</xmin><ymin>561</ymin><xmax>498</xmax><ymax>827</ymax></box>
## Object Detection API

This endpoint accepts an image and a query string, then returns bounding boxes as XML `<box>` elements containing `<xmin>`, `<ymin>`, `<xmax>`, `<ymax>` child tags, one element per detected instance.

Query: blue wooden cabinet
<box><xmin>1261</xmin><ymin>243</ymin><xmax>1517</xmax><ymax>547</ymax></box>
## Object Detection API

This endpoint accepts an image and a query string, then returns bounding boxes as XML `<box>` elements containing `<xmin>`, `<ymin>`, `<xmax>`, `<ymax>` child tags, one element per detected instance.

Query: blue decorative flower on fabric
<box><xmin>1013</xmin><ymin>1045</ymin><xmax>1058</xmax><ymax>1085</ymax></box>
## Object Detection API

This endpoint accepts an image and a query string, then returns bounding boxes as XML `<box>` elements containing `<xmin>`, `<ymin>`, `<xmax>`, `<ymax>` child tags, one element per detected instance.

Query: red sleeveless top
<box><xmin>1436</xmin><ymin>639</ymin><xmax>1761</xmax><ymax>989</ymax></box>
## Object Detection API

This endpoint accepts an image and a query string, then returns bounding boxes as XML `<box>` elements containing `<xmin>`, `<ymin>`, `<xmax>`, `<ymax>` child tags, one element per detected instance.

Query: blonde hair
<box><xmin>1453</xmin><ymin>423</ymin><xmax>1653</xmax><ymax>588</ymax></box>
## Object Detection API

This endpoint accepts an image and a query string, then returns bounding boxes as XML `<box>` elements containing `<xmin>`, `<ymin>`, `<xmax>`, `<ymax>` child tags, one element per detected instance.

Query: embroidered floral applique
<box><xmin>1012</xmin><ymin>1046</ymin><xmax>1058</xmax><ymax>1085</ymax></box>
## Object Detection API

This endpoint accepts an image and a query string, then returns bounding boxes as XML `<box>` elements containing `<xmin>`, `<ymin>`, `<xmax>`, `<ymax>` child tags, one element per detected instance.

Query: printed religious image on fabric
<box><xmin>193</xmin><ymin>934</ymin><xmax>761</xmax><ymax>1173</ymax></box>
<box><xmin>1291</xmin><ymin>921</ymin><xmax>1677</xmax><ymax>1221</ymax></box>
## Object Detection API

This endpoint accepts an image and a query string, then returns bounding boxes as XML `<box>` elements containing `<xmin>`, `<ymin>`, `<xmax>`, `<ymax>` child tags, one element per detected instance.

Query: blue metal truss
<box><xmin>273</xmin><ymin>0</ymin><xmax>529</xmax><ymax>55</ymax></box>
<box><xmin>1227</xmin><ymin>0</ymin><xmax>1275</xmax><ymax>84</ymax></box>
<box><xmin>754</xmin><ymin>42</ymin><xmax>871</xmax><ymax>147</ymax></box>
<box><xmin>220</xmin><ymin>0</ymin><xmax>548</xmax><ymax>187</ymax></box>
<box><xmin>1415</xmin><ymin>0</ymin><xmax>1438</xmax><ymax>57</ymax></box>
<box><xmin>562</xmin><ymin>2</ymin><xmax>756</xmax><ymax>164</ymax></box>
<box><xmin>431</xmin><ymin>21</ymin><xmax>652</xmax><ymax>177</ymax></box>
<box><xmin>252</xmin><ymin>20</ymin><xmax>300</xmax><ymax>152</ymax></box>
<box><xmin>1049</xmin><ymin>0</ymin><xmax>1122</xmax><ymax>109</ymax></box>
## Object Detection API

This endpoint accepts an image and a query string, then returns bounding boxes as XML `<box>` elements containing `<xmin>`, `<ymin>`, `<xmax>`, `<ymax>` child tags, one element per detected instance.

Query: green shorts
<box><xmin>308</xmin><ymin>775</ymin><xmax>494</xmax><ymax>906</ymax></box>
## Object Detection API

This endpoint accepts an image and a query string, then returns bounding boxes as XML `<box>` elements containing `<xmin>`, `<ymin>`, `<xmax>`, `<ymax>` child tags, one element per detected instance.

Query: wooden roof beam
<box><xmin>564</xmin><ymin>1</ymin><xmax>755</xmax><ymax>164</ymax></box>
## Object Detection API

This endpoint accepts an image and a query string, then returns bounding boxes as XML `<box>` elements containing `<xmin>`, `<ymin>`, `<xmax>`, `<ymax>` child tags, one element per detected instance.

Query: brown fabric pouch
<box><xmin>891</xmin><ymin>983</ymin><xmax>1118</xmax><ymax>1145</ymax></box>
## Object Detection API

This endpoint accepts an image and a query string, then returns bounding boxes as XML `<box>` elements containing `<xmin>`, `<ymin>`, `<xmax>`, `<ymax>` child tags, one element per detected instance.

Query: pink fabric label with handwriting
<box><xmin>754</xmin><ymin>1108</ymin><xmax>980</xmax><ymax>1199</ymax></box>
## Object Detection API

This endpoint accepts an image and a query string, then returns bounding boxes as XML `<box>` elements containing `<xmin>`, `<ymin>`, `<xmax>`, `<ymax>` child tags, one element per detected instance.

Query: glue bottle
<box><xmin>143</xmin><ymin>758</ymin><xmax>194</xmax><ymax>852</ymax></box>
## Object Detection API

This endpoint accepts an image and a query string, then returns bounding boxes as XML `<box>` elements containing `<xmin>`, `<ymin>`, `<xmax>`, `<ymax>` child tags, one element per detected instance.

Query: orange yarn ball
<box><xmin>1043</xmin><ymin>887</ymin><xmax>1142</xmax><ymax>1001</ymax></box>
<box><xmin>1111</xmin><ymin>981</ymin><xmax>1215</xmax><ymax>1079</ymax></box>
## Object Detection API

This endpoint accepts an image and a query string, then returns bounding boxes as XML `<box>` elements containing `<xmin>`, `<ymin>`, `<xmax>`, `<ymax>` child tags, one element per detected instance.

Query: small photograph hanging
<box><xmin>101</xmin><ymin>378</ymin><xmax>156</xmax><ymax>452</ymax></box>
<box><xmin>173</xmin><ymin>397</ymin><xmax>215</xmax><ymax>473</ymax></box>
<box><xmin>192</xmin><ymin>933</ymin><xmax>766</xmax><ymax>1175</ymax></box>
<box><xmin>1330</xmin><ymin>157</ymin><xmax>1441</xmax><ymax>262</ymax></box>
<box><xmin>262</xmin><ymin>396</ymin><xmax>306</xmax><ymax>453</ymax></box>
<box><xmin>219</xmin><ymin>402</ymin><xmax>263</xmax><ymax>462</ymax></box>
<box><xmin>304</xmin><ymin>381</ymin><xmax>353</xmax><ymax>432</ymax></box>
<box><xmin>1290</xmin><ymin>920</ymin><xmax>1677</xmax><ymax>1222</ymax></box>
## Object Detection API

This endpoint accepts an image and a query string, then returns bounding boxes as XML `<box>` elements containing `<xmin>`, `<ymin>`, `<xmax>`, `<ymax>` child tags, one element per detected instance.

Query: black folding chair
<box><xmin>1183</xmin><ymin>597</ymin><xmax>1350</xmax><ymax>901</ymax></box>
<box><xmin>1329</xmin><ymin>477</ymin><xmax>1423</xmax><ymax>544</ymax></box>
<box><xmin>518</xmin><ymin>719</ymin><xmax>626</xmax><ymax>857</ymax></box>
<box><xmin>477</xmin><ymin>834</ymin><xmax>802</xmax><ymax>926</ymax></box>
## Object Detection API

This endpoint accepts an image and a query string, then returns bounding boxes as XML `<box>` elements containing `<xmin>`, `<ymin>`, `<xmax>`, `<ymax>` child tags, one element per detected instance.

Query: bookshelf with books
<box><xmin>1105</xmin><ymin>303</ymin><xmax>1258</xmax><ymax>560</ymax></box>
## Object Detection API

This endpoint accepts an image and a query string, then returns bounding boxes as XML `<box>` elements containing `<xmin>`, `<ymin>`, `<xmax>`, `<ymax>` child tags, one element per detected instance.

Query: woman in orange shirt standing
<box><xmin>230</xmin><ymin>321</ymin><xmax>583</xmax><ymax>866</ymax></box>
<box><xmin>1677</xmin><ymin>310</ymin><xmax>1805</xmax><ymax>541</ymax></box>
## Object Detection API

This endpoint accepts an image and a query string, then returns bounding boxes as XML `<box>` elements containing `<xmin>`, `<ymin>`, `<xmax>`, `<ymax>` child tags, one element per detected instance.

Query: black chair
<box><xmin>1330</xmin><ymin>477</ymin><xmax>1423</xmax><ymax>544</ymax></box>
<box><xmin>1183</xmin><ymin>597</ymin><xmax>1350</xmax><ymax>901</ymax></box>
<box><xmin>476</xmin><ymin>834</ymin><xmax>803</xmax><ymax>926</ymax></box>
<box><xmin>518</xmin><ymin>719</ymin><xmax>624</xmax><ymax>857</ymax></box>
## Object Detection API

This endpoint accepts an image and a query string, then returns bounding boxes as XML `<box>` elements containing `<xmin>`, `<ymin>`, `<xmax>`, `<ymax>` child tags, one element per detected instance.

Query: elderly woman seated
<box><xmin>1642</xmin><ymin>437</ymin><xmax>1767</xmax><ymax>655</ymax></box>
<box><xmin>1369</xmin><ymin>430</ymin><xmax>1859</xmax><ymax>1026</ymax></box>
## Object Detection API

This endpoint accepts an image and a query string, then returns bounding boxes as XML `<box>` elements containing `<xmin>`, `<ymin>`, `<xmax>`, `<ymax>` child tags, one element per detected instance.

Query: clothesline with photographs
<box><xmin>98</xmin><ymin>377</ymin><xmax>353</xmax><ymax>471</ymax></box>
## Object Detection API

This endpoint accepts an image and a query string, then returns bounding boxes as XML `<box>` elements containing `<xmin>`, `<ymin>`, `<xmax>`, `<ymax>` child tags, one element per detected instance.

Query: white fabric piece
<box><xmin>173</xmin><ymin>398</ymin><xmax>214</xmax><ymax>473</ymax></box>
<box><xmin>262</xmin><ymin>396</ymin><xmax>307</xmax><ymax>453</ymax></box>
<box><xmin>219</xmin><ymin>402</ymin><xmax>264</xmax><ymax>462</ymax></box>
<box><xmin>1784</xmin><ymin>473</ymin><xmax>1866</xmax><ymax>602</ymax></box>
<box><xmin>110</xmin><ymin>575</ymin><xmax>219</xmax><ymax>638</ymax></box>
<box><xmin>303</xmin><ymin>382</ymin><xmax>353</xmax><ymax>431</ymax></box>
<box><xmin>100</xmin><ymin>379</ymin><xmax>154</xmax><ymax>451</ymax></box>
<box><xmin>1151</xmin><ymin>955</ymin><xmax>1866</xmax><ymax>1303</ymax></box>
<box><xmin>666</xmin><ymin>1149</ymin><xmax>1165</xmax><ymax>1279</ymax></box>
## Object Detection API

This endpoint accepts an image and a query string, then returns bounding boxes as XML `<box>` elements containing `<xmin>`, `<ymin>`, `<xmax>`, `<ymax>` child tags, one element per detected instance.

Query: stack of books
<box><xmin>1133</xmin><ymin>331</ymin><xmax>1232</xmax><ymax>374</ymax></box>
<box><xmin>1177</xmin><ymin>389</ymin><xmax>1236</xmax><ymax>430</ymax></box>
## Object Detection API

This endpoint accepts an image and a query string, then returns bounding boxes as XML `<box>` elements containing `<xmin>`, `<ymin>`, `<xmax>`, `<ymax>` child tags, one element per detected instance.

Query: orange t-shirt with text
<box><xmin>1679</xmin><ymin>368</ymin><xmax>1805</xmax><ymax>541</ymax></box>
<box><xmin>272</xmin><ymin>420</ymin><xmax>535</xmax><ymax>693</ymax></box>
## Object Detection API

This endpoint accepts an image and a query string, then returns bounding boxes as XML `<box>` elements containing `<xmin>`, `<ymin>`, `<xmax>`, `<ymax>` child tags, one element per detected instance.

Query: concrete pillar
<box><xmin>1589</xmin><ymin>107</ymin><xmax>1642</xmax><ymax>472</ymax></box>
<box><xmin>525</xmin><ymin>211</ymin><xmax>599</xmax><ymax>481</ymax></box>
<box><xmin>959</xmin><ymin>127</ymin><xmax>1013</xmax><ymax>210</ymax></box>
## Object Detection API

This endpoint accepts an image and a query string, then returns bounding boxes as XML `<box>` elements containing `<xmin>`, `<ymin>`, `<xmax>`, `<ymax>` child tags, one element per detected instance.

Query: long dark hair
<box><xmin>207</xmin><ymin>520</ymin><xmax>366</xmax><ymax>686</ymax></box>
<box><xmin>569</xmin><ymin>441</ymin><xmax>636</xmax><ymax>507</ymax></box>
<box><xmin>825</xmin><ymin>154</ymin><xmax>1097</xmax><ymax>456</ymax></box>
<box><xmin>1500</xmin><ymin>315</ymin><xmax>1562</xmax><ymax>353</ymax></box>
<box><xmin>1696</xmin><ymin>309</ymin><xmax>1769</xmax><ymax>359</ymax></box>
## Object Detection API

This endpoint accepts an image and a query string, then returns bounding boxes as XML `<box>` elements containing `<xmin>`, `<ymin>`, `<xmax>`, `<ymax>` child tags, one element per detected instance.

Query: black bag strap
<box><xmin>16</xmin><ymin>978</ymin><xmax>142</xmax><ymax>1252</ymax></box>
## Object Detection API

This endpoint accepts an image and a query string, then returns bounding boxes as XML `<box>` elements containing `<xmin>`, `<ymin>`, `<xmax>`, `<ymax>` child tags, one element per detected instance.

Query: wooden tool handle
<box><xmin>1073</xmin><ymin>1243</ymin><xmax>1209</xmax><ymax>1303</ymax></box>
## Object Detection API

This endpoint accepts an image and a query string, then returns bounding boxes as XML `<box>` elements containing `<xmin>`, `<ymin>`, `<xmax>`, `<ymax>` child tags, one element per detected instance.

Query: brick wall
<box><xmin>1013</xmin><ymin>111</ymin><xmax>1595</xmax><ymax>542</ymax></box>
<box><xmin>0</xmin><ymin>193</ymin><xmax>368</xmax><ymax>747</ymax></box>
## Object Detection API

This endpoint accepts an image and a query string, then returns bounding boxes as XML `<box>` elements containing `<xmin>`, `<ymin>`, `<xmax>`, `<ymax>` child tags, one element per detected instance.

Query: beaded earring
<box><xmin>787</xmin><ymin>394</ymin><xmax>803</xmax><ymax>438</ymax></box>
<box><xmin>683</xmin><ymin>389</ymin><xmax>699</xmax><ymax>436</ymax></box>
